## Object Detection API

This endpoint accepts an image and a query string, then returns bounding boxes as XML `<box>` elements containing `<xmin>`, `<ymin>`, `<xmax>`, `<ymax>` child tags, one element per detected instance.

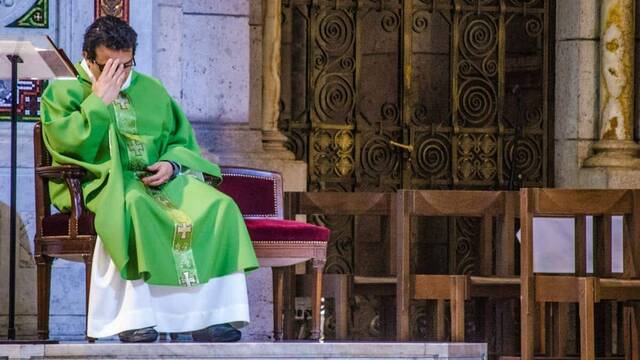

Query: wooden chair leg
<box><xmin>483</xmin><ymin>298</ymin><xmax>495</xmax><ymax>350</ymax></box>
<box><xmin>395</xmin><ymin>191</ymin><xmax>411</xmax><ymax>341</ymax></box>
<box><xmin>450</xmin><ymin>275</ymin><xmax>465</xmax><ymax>342</ymax></box>
<box><xmin>552</xmin><ymin>302</ymin><xmax>570</xmax><ymax>357</ymax></box>
<box><xmin>624</xmin><ymin>303</ymin><xmax>640</xmax><ymax>360</ymax></box>
<box><xmin>634</xmin><ymin>303</ymin><xmax>640</xmax><ymax>360</ymax></box>
<box><xmin>579</xmin><ymin>278</ymin><xmax>596</xmax><ymax>360</ymax></box>
<box><xmin>310</xmin><ymin>259</ymin><xmax>325</xmax><ymax>341</ymax></box>
<box><xmin>538</xmin><ymin>302</ymin><xmax>550</xmax><ymax>355</ymax></box>
<box><xmin>83</xmin><ymin>254</ymin><xmax>96</xmax><ymax>343</ymax></box>
<box><xmin>333</xmin><ymin>275</ymin><xmax>349</xmax><ymax>340</ymax></box>
<box><xmin>282</xmin><ymin>265</ymin><xmax>296</xmax><ymax>340</ymax></box>
<box><xmin>520</xmin><ymin>191</ymin><xmax>535</xmax><ymax>360</ymax></box>
<box><xmin>496</xmin><ymin>299</ymin><xmax>517</xmax><ymax>355</ymax></box>
<box><xmin>436</xmin><ymin>300</ymin><xmax>446</xmax><ymax>341</ymax></box>
<box><xmin>272</xmin><ymin>266</ymin><xmax>285</xmax><ymax>341</ymax></box>
<box><xmin>35</xmin><ymin>255</ymin><xmax>53</xmax><ymax>340</ymax></box>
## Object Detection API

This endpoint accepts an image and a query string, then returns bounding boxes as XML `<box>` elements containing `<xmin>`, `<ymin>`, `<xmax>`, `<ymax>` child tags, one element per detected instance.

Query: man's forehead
<box><xmin>95</xmin><ymin>46</ymin><xmax>133</xmax><ymax>59</ymax></box>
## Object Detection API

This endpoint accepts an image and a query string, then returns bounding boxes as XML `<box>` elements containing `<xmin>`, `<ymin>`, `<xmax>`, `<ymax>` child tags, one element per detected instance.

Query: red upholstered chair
<box><xmin>215</xmin><ymin>166</ymin><xmax>329</xmax><ymax>341</ymax></box>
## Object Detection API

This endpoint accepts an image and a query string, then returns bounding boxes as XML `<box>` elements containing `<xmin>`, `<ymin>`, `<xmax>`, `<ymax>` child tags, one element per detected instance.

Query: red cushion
<box><xmin>217</xmin><ymin>174</ymin><xmax>278</xmax><ymax>217</ymax></box>
<box><xmin>42</xmin><ymin>212</ymin><xmax>96</xmax><ymax>236</ymax></box>
<box><xmin>245</xmin><ymin>219</ymin><xmax>330</xmax><ymax>242</ymax></box>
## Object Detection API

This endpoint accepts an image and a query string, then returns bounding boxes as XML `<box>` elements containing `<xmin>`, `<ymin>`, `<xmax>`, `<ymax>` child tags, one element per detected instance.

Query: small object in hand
<box><xmin>135</xmin><ymin>170</ymin><xmax>154</xmax><ymax>179</ymax></box>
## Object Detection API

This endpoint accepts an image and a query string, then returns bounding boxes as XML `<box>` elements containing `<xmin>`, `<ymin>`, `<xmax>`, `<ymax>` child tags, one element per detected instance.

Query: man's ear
<box><xmin>82</xmin><ymin>51</ymin><xmax>93</xmax><ymax>63</ymax></box>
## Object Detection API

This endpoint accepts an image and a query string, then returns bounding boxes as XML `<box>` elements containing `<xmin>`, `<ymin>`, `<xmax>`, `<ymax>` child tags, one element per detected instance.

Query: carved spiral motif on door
<box><xmin>340</xmin><ymin>56</ymin><xmax>355</xmax><ymax>72</ymax></box>
<box><xmin>461</xmin><ymin>13</ymin><xmax>497</xmax><ymax>58</ymax></box>
<box><xmin>381</xmin><ymin>102</ymin><xmax>399</xmax><ymax>124</ymax></box>
<box><xmin>458</xmin><ymin>78</ymin><xmax>497</xmax><ymax>126</ymax></box>
<box><xmin>381</xmin><ymin>11</ymin><xmax>399</xmax><ymax>32</ymax></box>
<box><xmin>317</xmin><ymin>10</ymin><xmax>354</xmax><ymax>54</ymax></box>
<box><xmin>315</xmin><ymin>75</ymin><xmax>355</xmax><ymax>124</ymax></box>
<box><xmin>504</xmin><ymin>137</ymin><xmax>542</xmax><ymax>181</ymax></box>
<box><xmin>361</xmin><ymin>134</ymin><xmax>398</xmax><ymax>176</ymax></box>
<box><xmin>415</xmin><ymin>134</ymin><xmax>450</xmax><ymax>178</ymax></box>
<box><xmin>411</xmin><ymin>104</ymin><xmax>429</xmax><ymax>126</ymax></box>
<box><xmin>525</xmin><ymin>16</ymin><xmax>543</xmax><ymax>37</ymax></box>
<box><xmin>412</xmin><ymin>10</ymin><xmax>429</xmax><ymax>33</ymax></box>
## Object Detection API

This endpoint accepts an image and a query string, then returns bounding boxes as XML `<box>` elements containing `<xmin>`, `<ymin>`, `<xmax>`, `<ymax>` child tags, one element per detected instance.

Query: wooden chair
<box><xmin>216</xmin><ymin>167</ymin><xmax>330</xmax><ymax>341</ymax></box>
<box><xmin>284</xmin><ymin>191</ymin><xmax>395</xmax><ymax>339</ymax></box>
<box><xmin>33</xmin><ymin>122</ymin><xmax>97</xmax><ymax>340</ymax></box>
<box><xmin>396</xmin><ymin>189</ymin><xmax>519</xmax><ymax>348</ymax></box>
<box><xmin>520</xmin><ymin>188</ymin><xmax>640</xmax><ymax>360</ymax></box>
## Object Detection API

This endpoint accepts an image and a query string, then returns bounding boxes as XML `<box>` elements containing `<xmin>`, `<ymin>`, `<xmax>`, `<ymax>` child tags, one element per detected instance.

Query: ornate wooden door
<box><xmin>279</xmin><ymin>0</ymin><xmax>553</xmax><ymax>343</ymax></box>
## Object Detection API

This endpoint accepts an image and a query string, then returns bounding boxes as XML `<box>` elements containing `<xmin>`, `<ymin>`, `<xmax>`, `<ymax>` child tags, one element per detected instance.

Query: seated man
<box><xmin>40</xmin><ymin>15</ymin><xmax>259</xmax><ymax>342</ymax></box>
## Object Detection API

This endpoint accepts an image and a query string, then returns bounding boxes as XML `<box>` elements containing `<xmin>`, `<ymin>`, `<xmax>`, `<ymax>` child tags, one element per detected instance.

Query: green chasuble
<box><xmin>40</xmin><ymin>63</ymin><xmax>259</xmax><ymax>286</ymax></box>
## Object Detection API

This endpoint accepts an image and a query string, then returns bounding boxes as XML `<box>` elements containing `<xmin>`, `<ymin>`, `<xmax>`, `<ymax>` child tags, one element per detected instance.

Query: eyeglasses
<box><xmin>93</xmin><ymin>57</ymin><xmax>136</xmax><ymax>72</ymax></box>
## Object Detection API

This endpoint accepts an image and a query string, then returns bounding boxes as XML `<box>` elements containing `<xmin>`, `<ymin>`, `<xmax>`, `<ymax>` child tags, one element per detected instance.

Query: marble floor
<box><xmin>0</xmin><ymin>342</ymin><xmax>486</xmax><ymax>359</ymax></box>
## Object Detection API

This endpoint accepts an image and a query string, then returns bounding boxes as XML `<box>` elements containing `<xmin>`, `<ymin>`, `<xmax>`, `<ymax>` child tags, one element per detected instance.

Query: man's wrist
<box><xmin>166</xmin><ymin>160</ymin><xmax>181</xmax><ymax>179</ymax></box>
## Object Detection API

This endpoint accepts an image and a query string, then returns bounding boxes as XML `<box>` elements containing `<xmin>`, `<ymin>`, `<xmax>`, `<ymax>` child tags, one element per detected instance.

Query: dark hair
<box><xmin>83</xmin><ymin>15</ymin><xmax>137</xmax><ymax>60</ymax></box>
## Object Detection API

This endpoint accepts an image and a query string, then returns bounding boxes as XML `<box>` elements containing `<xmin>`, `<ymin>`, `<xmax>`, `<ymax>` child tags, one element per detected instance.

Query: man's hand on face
<box><xmin>92</xmin><ymin>58</ymin><xmax>127</xmax><ymax>105</ymax></box>
<box><xmin>142</xmin><ymin>161</ymin><xmax>174</xmax><ymax>187</ymax></box>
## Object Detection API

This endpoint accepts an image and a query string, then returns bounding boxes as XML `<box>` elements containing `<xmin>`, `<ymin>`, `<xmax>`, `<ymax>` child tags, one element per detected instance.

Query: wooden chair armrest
<box><xmin>36</xmin><ymin>165</ymin><xmax>87</xmax><ymax>236</ymax></box>
<box><xmin>36</xmin><ymin>165</ymin><xmax>86</xmax><ymax>181</ymax></box>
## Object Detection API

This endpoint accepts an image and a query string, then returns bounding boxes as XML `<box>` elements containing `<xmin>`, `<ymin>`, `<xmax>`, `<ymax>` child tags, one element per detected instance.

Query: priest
<box><xmin>40</xmin><ymin>15</ymin><xmax>259</xmax><ymax>342</ymax></box>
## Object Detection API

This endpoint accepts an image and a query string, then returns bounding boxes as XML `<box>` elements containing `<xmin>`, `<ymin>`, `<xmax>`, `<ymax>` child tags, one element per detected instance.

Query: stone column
<box><xmin>261</xmin><ymin>0</ymin><xmax>294</xmax><ymax>158</ymax></box>
<box><xmin>584</xmin><ymin>0</ymin><xmax>640</xmax><ymax>168</ymax></box>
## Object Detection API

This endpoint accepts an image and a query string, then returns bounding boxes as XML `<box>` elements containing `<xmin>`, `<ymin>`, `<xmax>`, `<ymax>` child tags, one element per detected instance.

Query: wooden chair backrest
<box><xmin>403</xmin><ymin>189</ymin><xmax>519</xmax><ymax>276</ymax></box>
<box><xmin>218</xmin><ymin>166</ymin><xmax>284</xmax><ymax>220</ymax></box>
<box><xmin>520</xmin><ymin>188</ymin><xmax>640</xmax><ymax>277</ymax></box>
<box><xmin>33</xmin><ymin>122</ymin><xmax>52</xmax><ymax>239</ymax></box>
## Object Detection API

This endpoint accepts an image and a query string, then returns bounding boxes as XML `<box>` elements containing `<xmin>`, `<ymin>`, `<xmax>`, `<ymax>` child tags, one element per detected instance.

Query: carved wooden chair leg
<box><xmin>449</xmin><ymin>275</ymin><xmax>466</xmax><ymax>342</ymax></box>
<box><xmin>272</xmin><ymin>266</ymin><xmax>285</xmax><ymax>341</ymax></box>
<box><xmin>283</xmin><ymin>265</ymin><xmax>296</xmax><ymax>340</ymax></box>
<box><xmin>333</xmin><ymin>275</ymin><xmax>349</xmax><ymax>340</ymax></box>
<box><xmin>310</xmin><ymin>259</ymin><xmax>325</xmax><ymax>341</ymax></box>
<box><xmin>83</xmin><ymin>254</ymin><xmax>96</xmax><ymax>343</ymax></box>
<box><xmin>36</xmin><ymin>255</ymin><xmax>53</xmax><ymax>340</ymax></box>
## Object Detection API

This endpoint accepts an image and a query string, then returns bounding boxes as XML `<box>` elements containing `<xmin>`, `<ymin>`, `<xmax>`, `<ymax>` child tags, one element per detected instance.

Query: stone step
<box><xmin>0</xmin><ymin>342</ymin><xmax>486</xmax><ymax>359</ymax></box>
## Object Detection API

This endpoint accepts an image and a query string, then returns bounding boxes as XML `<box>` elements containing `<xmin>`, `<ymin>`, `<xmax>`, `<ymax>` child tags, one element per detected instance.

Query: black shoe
<box><xmin>118</xmin><ymin>327</ymin><xmax>158</xmax><ymax>343</ymax></box>
<box><xmin>192</xmin><ymin>323</ymin><xmax>241</xmax><ymax>342</ymax></box>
